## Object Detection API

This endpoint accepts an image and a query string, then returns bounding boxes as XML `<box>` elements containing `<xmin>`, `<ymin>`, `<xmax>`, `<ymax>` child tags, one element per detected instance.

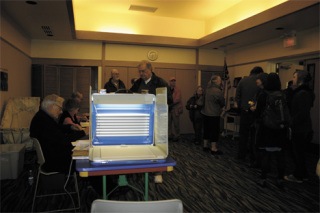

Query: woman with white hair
<box><xmin>201</xmin><ymin>75</ymin><xmax>225</xmax><ymax>155</ymax></box>
<box><xmin>30</xmin><ymin>94</ymin><xmax>88</xmax><ymax>173</ymax></box>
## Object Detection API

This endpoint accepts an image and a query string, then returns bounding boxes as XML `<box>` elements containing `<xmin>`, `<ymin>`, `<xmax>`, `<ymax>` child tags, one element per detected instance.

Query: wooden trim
<box><xmin>32</xmin><ymin>58</ymin><xmax>102</xmax><ymax>66</ymax></box>
<box><xmin>103</xmin><ymin>60</ymin><xmax>198</xmax><ymax>70</ymax></box>
<box><xmin>231</xmin><ymin>51</ymin><xmax>320</xmax><ymax>67</ymax></box>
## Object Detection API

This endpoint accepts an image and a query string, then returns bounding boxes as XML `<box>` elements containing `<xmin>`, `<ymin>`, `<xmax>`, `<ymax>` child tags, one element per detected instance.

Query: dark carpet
<box><xmin>1</xmin><ymin>134</ymin><xmax>319</xmax><ymax>212</ymax></box>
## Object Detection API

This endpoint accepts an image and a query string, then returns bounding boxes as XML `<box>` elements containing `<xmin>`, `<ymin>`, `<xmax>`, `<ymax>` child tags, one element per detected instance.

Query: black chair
<box><xmin>31</xmin><ymin>138</ymin><xmax>81</xmax><ymax>212</ymax></box>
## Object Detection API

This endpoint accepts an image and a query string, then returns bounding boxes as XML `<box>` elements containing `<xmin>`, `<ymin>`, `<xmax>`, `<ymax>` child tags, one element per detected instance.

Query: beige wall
<box><xmin>1</xmin><ymin>11</ymin><xmax>318</xmax><ymax>139</ymax></box>
<box><xmin>105</xmin><ymin>44</ymin><xmax>197</xmax><ymax>64</ymax></box>
<box><xmin>31</xmin><ymin>40</ymin><xmax>103</xmax><ymax>60</ymax></box>
<box><xmin>0</xmin><ymin>13</ymin><xmax>32</xmax><ymax>119</ymax></box>
<box><xmin>227</xmin><ymin>27</ymin><xmax>319</xmax><ymax>66</ymax></box>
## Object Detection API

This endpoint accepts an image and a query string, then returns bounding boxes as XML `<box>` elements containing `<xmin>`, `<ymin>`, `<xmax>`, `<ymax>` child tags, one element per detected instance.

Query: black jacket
<box><xmin>30</xmin><ymin>110</ymin><xmax>85</xmax><ymax>173</ymax></box>
<box><xmin>290</xmin><ymin>85</ymin><xmax>315</xmax><ymax>133</ymax></box>
<box><xmin>129</xmin><ymin>72</ymin><xmax>173</xmax><ymax>105</ymax></box>
<box><xmin>104</xmin><ymin>78</ymin><xmax>126</xmax><ymax>93</ymax></box>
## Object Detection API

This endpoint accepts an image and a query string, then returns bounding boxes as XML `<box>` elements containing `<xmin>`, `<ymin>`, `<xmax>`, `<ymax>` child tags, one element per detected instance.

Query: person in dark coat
<box><xmin>104</xmin><ymin>69</ymin><xmax>126</xmax><ymax>93</ymax></box>
<box><xmin>129</xmin><ymin>60</ymin><xmax>172</xmax><ymax>105</ymax></box>
<box><xmin>235</xmin><ymin>66</ymin><xmax>264</xmax><ymax>161</ymax></box>
<box><xmin>30</xmin><ymin>94</ymin><xmax>88</xmax><ymax>173</ymax></box>
<box><xmin>254</xmin><ymin>73</ymin><xmax>287</xmax><ymax>188</ymax></box>
<box><xmin>284</xmin><ymin>70</ymin><xmax>315</xmax><ymax>183</ymax></box>
<box><xmin>129</xmin><ymin>60</ymin><xmax>172</xmax><ymax>183</ymax></box>
<box><xmin>186</xmin><ymin>86</ymin><xmax>204</xmax><ymax>145</ymax></box>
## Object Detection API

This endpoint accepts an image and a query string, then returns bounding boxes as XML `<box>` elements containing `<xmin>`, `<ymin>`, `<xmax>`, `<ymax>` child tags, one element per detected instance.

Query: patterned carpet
<box><xmin>1</xmin><ymin>134</ymin><xmax>319</xmax><ymax>212</ymax></box>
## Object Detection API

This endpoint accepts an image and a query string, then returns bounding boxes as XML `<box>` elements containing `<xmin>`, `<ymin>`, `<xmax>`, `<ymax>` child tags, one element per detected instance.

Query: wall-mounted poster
<box><xmin>0</xmin><ymin>69</ymin><xmax>8</xmax><ymax>91</ymax></box>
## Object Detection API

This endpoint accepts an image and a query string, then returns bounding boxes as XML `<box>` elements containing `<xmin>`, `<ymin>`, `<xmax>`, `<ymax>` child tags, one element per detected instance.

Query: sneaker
<box><xmin>154</xmin><ymin>174</ymin><xmax>163</xmax><ymax>184</ymax></box>
<box><xmin>284</xmin><ymin>174</ymin><xmax>303</xmax><ymax>183</ymax></box>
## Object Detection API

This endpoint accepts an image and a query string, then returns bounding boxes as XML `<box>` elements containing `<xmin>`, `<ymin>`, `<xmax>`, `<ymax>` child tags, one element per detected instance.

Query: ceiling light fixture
<box><xmin>129</xmin><ymin>5</ymin><xmax>157</xmax><ymax>13</ymax></box>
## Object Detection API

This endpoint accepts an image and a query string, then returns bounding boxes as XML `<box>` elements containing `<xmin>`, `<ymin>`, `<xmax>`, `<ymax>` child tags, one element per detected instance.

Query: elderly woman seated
<box><xmin>30</xmin><ymin>94</ymin><xmax>88</xmax><ymax>173</ymax></box>
<box><xmin>59</xmin><ymin>98</ymin><xmax>83</xmax><ymax>129</ymax></box>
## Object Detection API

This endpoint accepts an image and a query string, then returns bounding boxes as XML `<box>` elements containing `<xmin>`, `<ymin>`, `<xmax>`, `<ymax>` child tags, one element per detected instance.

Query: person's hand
<box><xmin>83</xmin><ymin>127</ymin><xmax>90</xmax><ymax>135</ymax></box>
<box><xmin>71</xmin><ymin>124</ymin><xmax>82</xmax><ymax>131</ymax></box>
<box><xmin>250</xmin><ymin>105</ymin><xmax>256</xmax><ymax>111</ymax></box>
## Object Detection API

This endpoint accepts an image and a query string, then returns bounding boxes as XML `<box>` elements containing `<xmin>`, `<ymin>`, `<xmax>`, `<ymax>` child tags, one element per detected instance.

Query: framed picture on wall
<box><xmin>307</xmin><ymin>64</ymin><xmax>315</xmax><ymax>91</ymax></box>
<box><xmin>0</xmin><ymin>69</ymin><xmax>8</xmax><ymax>91</ymax></box>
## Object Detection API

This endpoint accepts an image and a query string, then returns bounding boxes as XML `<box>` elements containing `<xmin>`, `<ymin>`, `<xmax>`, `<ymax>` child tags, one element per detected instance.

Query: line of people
<box><xmin>185</xmin><ymin>66</ymin><xmax>315</xmax><ymax>188</ymax></box>
<box><xmin>234</xmin><ymin>67</ymin><xmax>315</xmax><ymax>187</ymax></box>
<box><xmin>186</xmin><ymin>75</ymin><xmax>225</xmax><ymax>155</ymax></box>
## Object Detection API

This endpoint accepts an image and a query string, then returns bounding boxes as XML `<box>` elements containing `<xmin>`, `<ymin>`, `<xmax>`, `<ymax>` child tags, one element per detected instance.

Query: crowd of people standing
<box><xmin>29</xmin><ymin>60</ymin><xmax>315</xmax><ymax>188</ymax></box>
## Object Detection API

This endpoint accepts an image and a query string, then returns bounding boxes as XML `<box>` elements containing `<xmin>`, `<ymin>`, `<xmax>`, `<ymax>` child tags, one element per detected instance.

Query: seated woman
<box><xmin>30</xmin><ymin>94</ymin><xmax>88</xmax><ymax>173</ymax></box>
<box><xmin>59</xmin><ymin>98</ymin><xmax>84</xmax><ymax>130</ymax></box>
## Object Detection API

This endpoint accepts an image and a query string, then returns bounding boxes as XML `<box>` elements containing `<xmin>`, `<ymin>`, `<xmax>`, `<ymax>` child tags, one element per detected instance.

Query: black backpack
<box><xmin>262</xmin><ymin>91</ymin><xmax>291</xmax><ymax>129</ymax></box>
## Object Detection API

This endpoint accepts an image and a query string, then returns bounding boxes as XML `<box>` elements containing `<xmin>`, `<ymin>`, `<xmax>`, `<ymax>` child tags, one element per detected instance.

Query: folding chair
<box><xmin>90</xmin><ymin>199</ymin><xmax>183</xmax><ymax>213</ymax></box>
<box><xmin>31</xmin><ymin>138</ymin><xmax>81</xmax><ymax>212</ymax></box>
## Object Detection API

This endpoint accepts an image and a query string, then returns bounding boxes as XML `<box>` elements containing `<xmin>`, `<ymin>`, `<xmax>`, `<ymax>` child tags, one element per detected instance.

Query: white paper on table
<box><xmin>72</xmin><ymin>140</ymin><xmax>90</xmax><ymax>151</ymax></box>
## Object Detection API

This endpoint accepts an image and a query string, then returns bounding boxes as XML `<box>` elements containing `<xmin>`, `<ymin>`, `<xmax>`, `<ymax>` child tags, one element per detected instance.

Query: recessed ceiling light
<box><xmin>25</xmin><ymin>1</ymin><xmax>37</xmax><ymax>5</ymax></box>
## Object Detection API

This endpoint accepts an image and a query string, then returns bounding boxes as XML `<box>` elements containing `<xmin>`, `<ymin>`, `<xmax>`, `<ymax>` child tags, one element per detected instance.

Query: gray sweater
<box><xmin>201</xmin><ymin>85</ymin><xmax>225</xmax><ymax>116</ymax></box>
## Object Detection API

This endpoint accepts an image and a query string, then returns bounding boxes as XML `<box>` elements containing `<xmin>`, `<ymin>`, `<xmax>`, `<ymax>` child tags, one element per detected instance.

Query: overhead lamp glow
<box><xmin>98</xmin><ymin>27</ymin><xmax>136</xmax><ymax>34</ymax></box>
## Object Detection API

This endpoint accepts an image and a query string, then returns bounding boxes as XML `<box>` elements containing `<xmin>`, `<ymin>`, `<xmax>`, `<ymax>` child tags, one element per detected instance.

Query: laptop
<box><xmin>89</xmin><ymin>88</ymin><xmax>168</xmax><ymax>164</ymax></box>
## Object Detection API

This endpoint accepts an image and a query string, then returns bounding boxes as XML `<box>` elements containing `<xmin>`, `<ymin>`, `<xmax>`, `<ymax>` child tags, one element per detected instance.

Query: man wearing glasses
<box><xmin>30</xmin><ymin>94</ymin><xmax>88</xmax><ymax>173</ymax></box>
<box><xmin>130</xmin><ymin>60</ymin><xmax>173</xmax><ymax>183</ymax></box>
<box><xmin>130</xmin><ymin>60</ymin><xmax>172</xmax><ymax>103</ymax></box>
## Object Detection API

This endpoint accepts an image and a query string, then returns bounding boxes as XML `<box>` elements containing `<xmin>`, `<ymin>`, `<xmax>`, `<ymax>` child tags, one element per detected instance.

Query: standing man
<box><xmin>130</xmin><ymin>60</ymin><xmax>172</xmax><ymax>183</ymax></box>
<box><xmin>168</xmin><ymin>77</ymin><xmax>183</xmax><ymax>142</ymax></box>
<box><xmin>235</xmin><ymin>66</ymin><xmax>264</xmax><ymax>162</ymax></box>
<box><xmin>104</xmin><ymin>68</ymin><xmax>126</xmax><ymax>93</ymax></box>
<box><xmin>130</xmin><ymin>60</ymin><xmax>172</xmax><ymax>102</ymax></box>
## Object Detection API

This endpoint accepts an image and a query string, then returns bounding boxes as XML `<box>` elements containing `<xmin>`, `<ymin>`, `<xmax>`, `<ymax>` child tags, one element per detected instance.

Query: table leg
<box><xmin>144</xmin><ymin>172</ymin><xmax>149</xmax><ymax>201</ymax></box>
<box><xmin>102</xmin><ymin>176</ymin><xmax>107</xmax><ymax>199</ymax></box>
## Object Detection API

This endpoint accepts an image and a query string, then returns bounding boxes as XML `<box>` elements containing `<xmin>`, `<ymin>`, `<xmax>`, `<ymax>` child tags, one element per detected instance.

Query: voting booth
<box><xmin>89</xmin><ymin>88</ymin><xmax>168</xmax><ymax>164</ymax></box>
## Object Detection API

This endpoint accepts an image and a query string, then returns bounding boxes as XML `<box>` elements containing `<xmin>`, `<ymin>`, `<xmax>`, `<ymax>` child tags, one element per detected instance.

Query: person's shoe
<box><xmin>276</xmin><ymin>179</ymin><xmax>285</xmax><ymax>189</ymax></box>
<box><xmin>211</xmin><ymin>150</ymin><xmax>223</xmax><ymax>155</ymax></box>
<box><xmin>203</xmin><ymin>147</ymin><xmax>210</xmax><ymax>152</ymax></box>
<box><xmin>257</xmin><ymin>179</ymin><xmax>267</xmax><ymax>188</ymax></box>
<box><xmin>154</xmin><ymin>174</ymin><xmax>163</xmax><ymax>184</ymax></box>
<box><xmin>284</xmin><ymin>174</ymin><xmax>303</xmax><ymax>183</ymax></box>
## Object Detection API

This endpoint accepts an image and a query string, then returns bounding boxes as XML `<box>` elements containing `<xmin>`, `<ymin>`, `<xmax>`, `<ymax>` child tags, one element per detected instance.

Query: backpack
<box><xmin>262</xmin><ymin>91</ymin><xmax>291</xmax><ymax>129</ymax></box>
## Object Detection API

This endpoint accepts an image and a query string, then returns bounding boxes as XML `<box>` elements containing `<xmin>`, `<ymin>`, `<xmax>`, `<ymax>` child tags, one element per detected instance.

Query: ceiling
<box><xmin>1</xmin><ymin>0</ymin><xmax>319</xmax><ymax>51</ymax></box>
